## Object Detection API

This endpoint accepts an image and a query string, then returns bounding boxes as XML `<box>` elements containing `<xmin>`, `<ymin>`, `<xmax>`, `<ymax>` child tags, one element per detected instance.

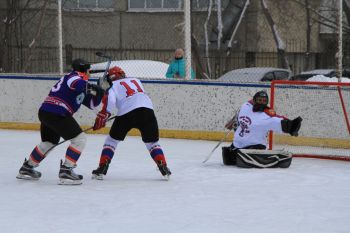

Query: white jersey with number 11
<box><xmin>106</xmin><ymin>77</ymin><xmax>153</xmax><ymax>116</ymax></box>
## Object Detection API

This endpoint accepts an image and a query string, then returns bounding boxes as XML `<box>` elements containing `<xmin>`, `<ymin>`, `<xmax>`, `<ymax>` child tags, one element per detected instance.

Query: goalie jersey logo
<box><xmin>238</xmin><ymin>116</ymin><xmax>251</xmax><ymax>137</ymax></box>
<box><xmin>234</xmin><ymin>102</ymin><xmax>283</xmax><ymax>148</ymax></box>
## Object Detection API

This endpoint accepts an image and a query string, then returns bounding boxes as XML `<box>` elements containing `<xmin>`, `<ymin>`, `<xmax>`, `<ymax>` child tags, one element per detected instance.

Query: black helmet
<box><xmin>253</xmin><ymin>90</ymin><xmax>269</xmax><ymax>112</ymax></box>
<box><xmin>72</xmin><ymin>58</ymin><xmax>91</xmax><ymax>73</ymax></box>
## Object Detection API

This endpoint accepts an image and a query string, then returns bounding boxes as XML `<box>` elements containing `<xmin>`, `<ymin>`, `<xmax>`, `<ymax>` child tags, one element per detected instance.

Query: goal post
<box><xmin>269</xmin><ymin>80</ymin><xmax>350</xmax><ymax>161</ymax></box>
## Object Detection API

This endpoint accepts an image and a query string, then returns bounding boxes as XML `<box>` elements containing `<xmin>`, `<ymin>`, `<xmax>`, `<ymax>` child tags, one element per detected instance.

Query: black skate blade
<box><xmin>16</xmin><ymin>173</ymin><xmax>40</xmax><ymax>181</ymax></box>
<box><xmin>58</xmin><ymin>178</ymin><xmax>82</xmax><ymax>185</ymax></box>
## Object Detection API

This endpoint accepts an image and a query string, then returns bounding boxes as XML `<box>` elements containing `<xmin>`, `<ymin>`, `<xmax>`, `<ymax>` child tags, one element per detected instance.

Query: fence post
<box><xmin>65</xmin><ymin>44</ymin><xmax>73</xmax><ymax>71</ymax></box>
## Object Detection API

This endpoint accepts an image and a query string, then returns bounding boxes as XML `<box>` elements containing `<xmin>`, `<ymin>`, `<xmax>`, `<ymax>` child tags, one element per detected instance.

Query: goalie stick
<box><xmin>95</xmin><ymin>52</ymin><xmax>113</xmax><ymax>90</ymax></box>
<box><xmin>202</xmin><ymin>130</ymin><xmax>231</xmax><ymax>163</ymax></box>
<box><xmin>202</xmin><ymin>108</ymin><xmax>239</xmax><ymax>163</ymax></box>
<box><xmin>42</xmin><ymin>115</ymin><xmax>117</xmax><ymax>157</ymax></box>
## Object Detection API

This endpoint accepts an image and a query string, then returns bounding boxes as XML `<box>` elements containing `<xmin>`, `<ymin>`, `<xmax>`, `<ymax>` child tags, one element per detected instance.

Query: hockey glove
<box><xmin>87</xmin><ymin>83</ymin><xmax>105</xmax><ymax>98</ymax></box>
<box><xmin>225</xmin><ymin>111</ymin><xmax>239</xmax><ymax>131</ymax></box>
<box><xmin>290</xmin><ymin>116</ymin><xmax>302</xmax><ymax>136</ymax></box>
<box><xmin>97</xmin><ymin>75</ymin><xmax>113</xmax><ymax>91</ymax></box>
<box><xmin>93</xmin><ymin>111</ymin><xmax>111</xmax><ymax>130</ymax></box>
<box><xmin>225</xmin><ymin>118</ymin><xmax>238</xmax><ymax>131</ymax></box>
<box><xmin>281</xmin><ymin>116</ymin><xmax>302</xmax><ymax>136</ymax></box>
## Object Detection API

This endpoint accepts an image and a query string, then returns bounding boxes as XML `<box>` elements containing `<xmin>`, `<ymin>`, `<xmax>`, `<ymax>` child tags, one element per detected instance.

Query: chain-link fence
<box><xmin>1</xmin><ymin>0</ymin><xmax>349</xmax><ymax>80</ymax></box>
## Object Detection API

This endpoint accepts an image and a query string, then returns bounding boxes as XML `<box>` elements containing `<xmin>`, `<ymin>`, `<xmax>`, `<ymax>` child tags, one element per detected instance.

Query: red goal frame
<box><xmin>269</xmin><ymin>80</ymin><xmax>350</xmax><ymax>161</ymax></box>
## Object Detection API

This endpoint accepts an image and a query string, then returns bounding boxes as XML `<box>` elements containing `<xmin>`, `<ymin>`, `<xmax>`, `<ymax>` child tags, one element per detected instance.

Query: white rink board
<box><xmin>1</xmin><ymin>75</ymin><xmax>350</xmax><ymax>148</ymax></box>
<box><xmin>0</xmin><ymin>75</ymin><xmax>267</xmax><ymax>131</ymax></box>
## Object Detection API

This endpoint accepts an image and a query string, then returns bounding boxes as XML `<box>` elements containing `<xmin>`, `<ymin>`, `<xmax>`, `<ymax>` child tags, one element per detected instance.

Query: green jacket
<box><xmin>166</xmin><ymin>58</ymin><xmax>195</xmax><ymax>79</ymax></box>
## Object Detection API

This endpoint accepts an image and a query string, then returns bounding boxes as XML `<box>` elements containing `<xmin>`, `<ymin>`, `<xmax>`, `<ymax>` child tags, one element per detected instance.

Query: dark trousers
<box><xmin>109</xmin><ymin>107</ymin><xmax>159</xmax><ymax>143</ymax></box>
<box><xmin>38</xmin><ymin>110</ymin><xmax>82</xmax><ymax>144</ymax></box>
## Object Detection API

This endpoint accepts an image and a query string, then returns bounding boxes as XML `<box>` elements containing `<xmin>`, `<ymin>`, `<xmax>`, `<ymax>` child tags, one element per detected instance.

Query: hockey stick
<box><xmin>202</xmin><ymin>109</ymin><xmax>239</xmax><ymax>163</ymax></box>
<box><xmin>202</xmin><ymin>130</ymin><xmax>231</xmax><ymax>163</ymax></box>
<box><xmin>43</xmin><ymin>115</ymin><xmax>117</xmax><ymax>156</ymax></box>
<box><xmin>95</xmin><ymin>52</ymin><xmax>112</xmax><ymax>90</ymax></box>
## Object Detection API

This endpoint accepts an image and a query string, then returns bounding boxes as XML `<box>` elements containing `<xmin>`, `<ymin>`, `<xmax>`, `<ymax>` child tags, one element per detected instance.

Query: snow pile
<box><xmin>307</xmin><ymin>75</ymin><xmax>350</xmax><ymax>83</ymax></box>
<box><xmin>90</xmin><ymin>60</ymin><xmax>168</xmax><ymax>79</ymax></box>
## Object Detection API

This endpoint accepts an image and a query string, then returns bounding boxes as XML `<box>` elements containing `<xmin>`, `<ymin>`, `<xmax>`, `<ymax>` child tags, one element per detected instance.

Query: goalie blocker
<box><xmin>222</xmin><ymin>147</ymin><xmax>292</xmax><ymax>168</ymax></box>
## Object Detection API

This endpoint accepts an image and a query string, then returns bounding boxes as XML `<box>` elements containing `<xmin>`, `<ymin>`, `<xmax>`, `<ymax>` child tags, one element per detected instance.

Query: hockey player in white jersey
<box><xmin>91</xmin><ymin>66</ymin><xmax>171</xmax><ymax>180</ymax></box>
<box><xmin>223</xmin><ymin>90</ymin><xmax>302</xmax><ymax>168</ymax></box>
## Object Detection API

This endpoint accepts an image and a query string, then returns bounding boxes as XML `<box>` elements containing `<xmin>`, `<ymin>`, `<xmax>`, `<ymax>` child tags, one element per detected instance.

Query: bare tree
<box><xmin>0</xmin><ymin>0</ymin><xmax>32</xmax><ymax>72</ymax></box>
<box><xmin>291</xmin><ymin>0</ymin><xmax>350</xmax><ymax>34</ymax></box>
<box><xmin>22</xmin><ymin>0</ymin><xmax>50</xmax><ymax>72</ymax></box>
<box><xmin>343</xmin><ymin>0</ymin><xmax>350</xmax><ymax>28</ymax></box>
<box><xmin>260</xmin><ymin>0</ymin><xmax>289</xmax><ymax>69</ymax></box>
<box><xmin>305</xmin><ymin>0</ymin><xmax>312</xmax><ymax>70</ymax></box>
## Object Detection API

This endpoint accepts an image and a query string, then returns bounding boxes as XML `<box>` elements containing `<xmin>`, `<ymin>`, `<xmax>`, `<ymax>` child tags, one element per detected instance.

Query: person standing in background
<box><xmin>166</xmin><ymin>48</ymin><xmax>195</xmax><ymax>79</ymax></box>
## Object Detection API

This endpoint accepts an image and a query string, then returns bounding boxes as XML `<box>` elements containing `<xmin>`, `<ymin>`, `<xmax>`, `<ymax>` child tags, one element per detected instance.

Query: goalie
<box><xmin>223</xmin><ymin>90</ymin><xmax>302</xmax><ymax>168</ymax></box>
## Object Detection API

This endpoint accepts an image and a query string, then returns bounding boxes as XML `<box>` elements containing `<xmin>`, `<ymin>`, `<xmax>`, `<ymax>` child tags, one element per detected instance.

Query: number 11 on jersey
<box><xmin>120</xmin><ymin>80</ymin><xmax>144</xmax><ymax>97</ymax></box>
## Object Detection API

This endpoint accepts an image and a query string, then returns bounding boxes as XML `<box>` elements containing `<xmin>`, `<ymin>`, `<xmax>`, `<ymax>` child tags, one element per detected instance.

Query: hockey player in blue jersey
<box><xmin>16</xmin><ymin>58</ymin><xmax>105</xmax><ymax>185</ymax></box>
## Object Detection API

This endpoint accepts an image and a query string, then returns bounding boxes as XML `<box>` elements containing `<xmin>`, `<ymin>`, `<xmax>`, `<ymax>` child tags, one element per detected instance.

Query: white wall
<box><xmin>1</xmin><ymin>75</ymin><xmax>349</xmax><ymax>144</ymax></box>
<box><xmin>0</xmin><ymin>75</ymin><xmax>267</xmax><ymax>133</ymax></box>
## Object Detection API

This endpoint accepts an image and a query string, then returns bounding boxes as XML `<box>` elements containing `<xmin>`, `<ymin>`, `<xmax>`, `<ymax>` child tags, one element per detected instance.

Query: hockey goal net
<box><xmin>269</xmin><ymin>80</ymin><xmax>350</xmax><ymax>161</ymax></box>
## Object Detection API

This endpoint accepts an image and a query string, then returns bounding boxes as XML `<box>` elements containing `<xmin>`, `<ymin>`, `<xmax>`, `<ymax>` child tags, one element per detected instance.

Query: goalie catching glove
<box><xmin>281</xmin><ymin>116</ymin><xmax>302</xmax><ymax>136</ymax></box>
<box><xmin>93</xmin><ymin>111</ymin><xmax>111</xmax><ymax>130</ymax></box>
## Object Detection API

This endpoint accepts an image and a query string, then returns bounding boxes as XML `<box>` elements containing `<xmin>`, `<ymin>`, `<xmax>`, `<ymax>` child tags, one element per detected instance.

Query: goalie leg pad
<box><xmin>222</xmin><ymin>146</ymin><xmax>237</xmax><ymax>165</ymax></box>
<box><xmin>236</xmin><ymin>149</ymin><xmax>292</xmax><ymax>168</ymax></box>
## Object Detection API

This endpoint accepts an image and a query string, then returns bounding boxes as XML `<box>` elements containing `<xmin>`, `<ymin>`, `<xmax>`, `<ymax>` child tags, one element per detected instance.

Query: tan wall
<box><xmin>256</xmin><ymin>0</ymin><xmax>321</xmax><ymax>52</ymax></box>
<box><xmin>1</xmin><ymin>0</ymin><xmax>323</xmax><ymax>51</ymax></box>
<box><xmin>1</xmin><ymin>0</ymin><xmax>336</xmax><ymax>75</ymax></box>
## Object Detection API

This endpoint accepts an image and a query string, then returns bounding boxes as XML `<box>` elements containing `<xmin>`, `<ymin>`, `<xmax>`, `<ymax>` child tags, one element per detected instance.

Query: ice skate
<box><xmin>157</xmin><ymin>161</ymin><xmax>171</xmax><ymax>180</ymax></box>
<box><xmin>58</xmin><ymin>160</ymin><xmax>83</xmax><ymax>185</ymax></box>
<box><xmin>92</xmin><ymin>161</ymin><xmax>110</xmax><ymax>180</ymax></box>
<box><xmin>16</xmin><ymin>159</ymin><xmax>41</xmax><ymax>180</ymax></box>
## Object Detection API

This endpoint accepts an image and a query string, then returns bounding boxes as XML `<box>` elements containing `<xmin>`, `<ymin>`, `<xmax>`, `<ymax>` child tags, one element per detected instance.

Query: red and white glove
<box><xmin>93</xmin><ymin>111</ymin><xmax>111</xmax><ymax>130</ymax></box>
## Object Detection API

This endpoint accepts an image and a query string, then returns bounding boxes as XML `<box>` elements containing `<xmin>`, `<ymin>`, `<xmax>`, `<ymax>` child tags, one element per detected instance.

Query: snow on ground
<box><xmin>307</xmin><ymin>75</ymin><xmax>350</xmax><ymax>82</ymax></box>
<box><xmin>1</xmin><ymin>129</ymin><xmax>350</xmax><ymax>233</ymax></box>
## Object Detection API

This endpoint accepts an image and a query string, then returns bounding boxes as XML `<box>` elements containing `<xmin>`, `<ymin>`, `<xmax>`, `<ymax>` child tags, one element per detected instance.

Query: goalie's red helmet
<box><xmin>108</xmin><ymin>66</ymin><xmax>126</xmax><ymax>81</ymax></box>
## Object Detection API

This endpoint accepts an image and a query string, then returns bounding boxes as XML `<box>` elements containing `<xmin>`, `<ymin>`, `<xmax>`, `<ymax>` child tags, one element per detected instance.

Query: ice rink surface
<box><xmin>1</xmin><ymin>129</ymin><xmax>350</xmax><ymax>233</ymax></box>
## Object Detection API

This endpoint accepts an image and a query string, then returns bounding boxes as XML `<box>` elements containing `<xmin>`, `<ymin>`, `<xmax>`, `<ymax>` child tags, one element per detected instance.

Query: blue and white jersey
<box><xmin>40</xmin><ymin>71</ymin><xmax>101</xmax><ymax>116</ymax></box>
<box><xmin>233</xmin><ymin>101</ymin><xmax>284</xmax><ymax>148</ymax></box>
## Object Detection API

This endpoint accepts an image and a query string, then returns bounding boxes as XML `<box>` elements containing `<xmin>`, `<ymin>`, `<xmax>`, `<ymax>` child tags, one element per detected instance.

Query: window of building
<box><xmin>128</xmin><ymin>0</ymin><xmax>229</xmax><ymax>12</ymax></box>
<box><xmin>63</xmin><ymin>0</ymin><xmax>114</xmax><ymax>11</ymax></box>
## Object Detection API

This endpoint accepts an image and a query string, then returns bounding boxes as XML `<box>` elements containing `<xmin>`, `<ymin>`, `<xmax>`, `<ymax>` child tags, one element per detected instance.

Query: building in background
<box><xmin>0</xmin><ymin>0</ymin><xmax>348</xmax><ymax>78</ymax></box>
